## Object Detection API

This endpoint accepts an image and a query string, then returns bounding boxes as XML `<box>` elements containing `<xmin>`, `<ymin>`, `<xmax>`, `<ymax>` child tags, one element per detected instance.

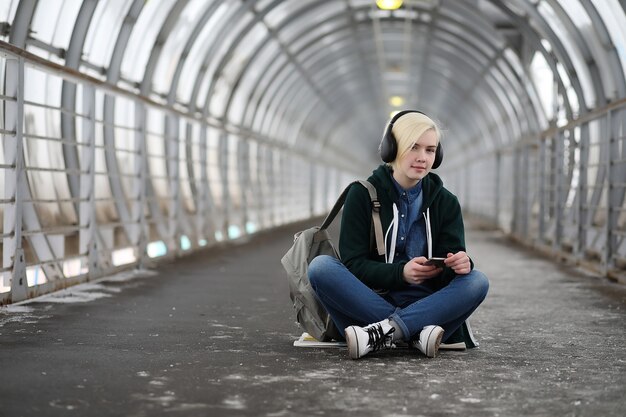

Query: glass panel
<box><xmin>152</xmin><ymin>0</ymin><xmax>222</xmax><ymax>96</ymax></box>
<box><xmin>591</xmin><ymin>0</ymin><xmax>626</xmax><ymax>82</ymax></box>
<box><xmin>537</xmin><ymin>1</ymin><xmax>595</xmax><ymax>109</ymax></box>
<box><xmin>530</xmin><ymin>50</ymin><xmax>556</xmax><ymax>121</ymax></box>
<box><xmin>194</xmin><ymin>8</ymin><xmax>255</xmax><ymax>110</ymax></box>
<box><xmin>83</xmin><ymin>0</ymin><xmax>132</xmax><ymax>68</ymax></box>
<box><xmin>0</xmin><ymin>0</ymin><xmax>18</xmax><ymax>41</ymax></box>
<box><xmin>29</xmin><ymin>0</ymin><xmax>82</xmax><ymax>56</ymax></box>
<box><xmin>176</xmin><ymin>2</ymin><xmax>231</xmax><ymax>104</ymax></box>
<box><xmin>179</xmin><ymin>118</ymin><xmax>195</xmax><ymax>214</ymax></box>
<box><xmin>227</xmin><ymin>39</ymin><xmax>282</xmax><ymax>124</ymax></box>
<box><xmin>209</xmin><ymin>22</ymin><xmax>269</xmax><ymax>117</ymax></box>
<box><xmin>243</xmin><ymin>53</ymin><xmax>289</xmax><ymax>127</ymax></box>
<box><xmin>207</xmin><ymin>127</ymin><xmax>222</xmax><ymax>210</ymax></box>
<box><xmin>554</xmin><ymin>0</ymin><xmax>617</xmax><ymax>100</ymax></box>
<box><xmin>120</xmin><ymin>0</ymin><xmax>177</xmax><ymax>83</ymax></box>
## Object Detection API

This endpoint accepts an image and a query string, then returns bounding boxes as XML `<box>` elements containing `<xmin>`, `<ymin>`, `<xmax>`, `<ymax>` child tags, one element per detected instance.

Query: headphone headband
<box><xmin>378</xmin><ymin>109</ymin><xmax>443</xmax><ymax>169</ymax></box>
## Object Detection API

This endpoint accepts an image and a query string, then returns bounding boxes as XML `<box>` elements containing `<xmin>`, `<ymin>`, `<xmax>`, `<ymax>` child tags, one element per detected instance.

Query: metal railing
<box><xmin>454</xmin><ymin>99</ymin><xmax>626</xmax><ymax>283</ymax></box>
<box><xmin>0</xmin><ymin>42</ymin><xmax>352</xmax><ymax>305</ymax></box>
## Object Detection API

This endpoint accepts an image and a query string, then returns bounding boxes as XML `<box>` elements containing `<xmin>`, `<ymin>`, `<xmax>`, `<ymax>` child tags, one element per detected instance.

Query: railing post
<box><xmin>166</xmin><ymin>114</ymin><xmax>181</xmax><ymax>255</ymax></box>
<box><xmin>2</xmin><ymin>56</ymin><xmax>27</xmax><ymax>302</ymax></box>
<box><xmin>133</xmin><ymin>102</ymin><xmax>148</xmax><ymax>268</ymax></box>
<box><xmin>577</xmin><ymin>124</ymin><xmax>589</xmax><ymax>259</ymax></box>
<box><xmin>79</xmin><ymin>84</ymin><xmax>99</xmax><ymax>278</ymax></box>
<box><xmin>554</xmin><ymin>132</ymin><xmax>565</xmax><ymax>251</ymax></box>
<box><xmin>606</xmin><ymin>110</ymin><xmax>617</xmax><ymax>275</ymax></box>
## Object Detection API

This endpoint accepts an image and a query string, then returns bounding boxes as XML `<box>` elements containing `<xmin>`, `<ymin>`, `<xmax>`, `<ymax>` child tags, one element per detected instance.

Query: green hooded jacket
<box><xmin>338</xmin><ymin>164</ymin><xmax>478</xmax><ymax>348</ymax></box>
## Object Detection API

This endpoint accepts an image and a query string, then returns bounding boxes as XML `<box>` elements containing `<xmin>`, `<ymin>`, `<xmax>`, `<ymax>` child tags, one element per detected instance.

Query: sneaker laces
<box><xmin>365</xmin><ymin>324</ymin><xmax>395</xmax><ymax>352</ymax></box>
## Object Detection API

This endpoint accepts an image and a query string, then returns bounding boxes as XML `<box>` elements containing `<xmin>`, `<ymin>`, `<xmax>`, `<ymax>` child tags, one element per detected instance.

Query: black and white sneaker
<box><xmin>345</xmin><ymin>319</ymin><xmax>395</xmax><ymax>360</ymax></box>
<box><xmin>411</xmin><ymin>325</ymin><xmax>444</xmax><ymax>358</ymax></box>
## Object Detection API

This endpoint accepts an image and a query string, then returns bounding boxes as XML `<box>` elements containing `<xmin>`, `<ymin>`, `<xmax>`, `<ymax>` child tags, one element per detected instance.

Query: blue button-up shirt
<box><xmin>391</xmin><ymin>178</ymin><xmax>428</xmax><ymax>261</ymax></box>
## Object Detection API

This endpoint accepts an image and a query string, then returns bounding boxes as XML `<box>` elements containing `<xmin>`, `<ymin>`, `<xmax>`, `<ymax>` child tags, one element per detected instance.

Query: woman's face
<box><xmin>392</xmin><ymin>129</ymin><xmax>439</xmax><ymax>189</ymax></box>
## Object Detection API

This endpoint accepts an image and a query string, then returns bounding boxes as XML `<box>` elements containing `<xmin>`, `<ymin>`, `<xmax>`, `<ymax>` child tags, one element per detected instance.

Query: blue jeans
<box><xmin>308</xmin><ymin>255</ymin><xmax>489</xmax><ymax>342</ymax></box>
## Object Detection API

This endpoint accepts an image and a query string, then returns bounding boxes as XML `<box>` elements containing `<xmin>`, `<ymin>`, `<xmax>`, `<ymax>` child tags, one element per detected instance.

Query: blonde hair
<box><xmin>389</xmin><ymin>112</ymin><xmax>442</xmax><ymax>168</ymax></box>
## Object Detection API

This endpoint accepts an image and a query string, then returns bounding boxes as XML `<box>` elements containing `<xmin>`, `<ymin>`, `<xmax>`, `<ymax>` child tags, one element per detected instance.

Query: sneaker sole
<box><xmin>424</xmin><ymin>326</ymin><xmax>444</xmax><ymax>358</ymax></box>
<box><xmin>344</xmin><ymin>327</ymin><xmax>360</xmax><ymax>360</ymax></box>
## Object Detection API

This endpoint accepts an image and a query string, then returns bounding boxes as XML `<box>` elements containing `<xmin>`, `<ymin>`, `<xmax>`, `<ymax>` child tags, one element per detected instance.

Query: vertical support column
<box><xmin>309</xmin><ymin>162</ymin><xmax>315</xmax><ymax>219</ymax></box>
<box><xmin>166</xmin><ymin>114</ymin><xmax>181</xmax><ymax>255</ymax></box>
<box><xmin>197</xmin><ymin>126</ymin><xmax>210</xmax><ymax>243</ymax></box>
<box><xmin>133</xmin><ymin>102</ymin><xmax>148</xmax><ymax>268</ymax></box>
<box><xmin>554</xmin><ymin>132</ymin><xmax>565</xmax><ymax>251</ymax></box>
<box><xmin>606</xmin><ymin>111</ymin><xmax>617</xmax><ymax>274</ymax></box>
<box><xmin>2</xmin><ymin>57</ymin><xmax>27</xmax><ymax>302</ymax></box>
<box><xmin>538</xmin><ymin>138</ymin><xmax>547</xmax><ymax>244</ymax></box>
<box><xmin>494</xmin><ymin>150</ymin><xmax>501</xmax><ymax>230</ymax></box>
<box><xmin>238</xmin><ymin>138</ymin><xmax>249</xmax><ymax>235</ymax></box>
<box><xmin>268</xmin><ymin>148</ymin><xmax>277</xmax><ymax>227</ymax></box>
<box><xmin>218</xmin><ymin>132</ymin><xmax>230</xmax><ymax>237</ymax></box>
<box><xmin>79</xmin><ymin>84</ymin><xmax>99</xmax><ymax>278</ymax></box>
<box><xmin>512</xmin><ymin>145</ymin><xmax>521</xmax><ymax>234</ymax></box>
<box><xmin>521</xmin><ymin>144</ymin><xmax>530</xmax><ymax>238</ymax></box>
<box><xmin>577</xmin><ymin>124</ymin><xmax>590</xmax><ymax>259</ymax></box>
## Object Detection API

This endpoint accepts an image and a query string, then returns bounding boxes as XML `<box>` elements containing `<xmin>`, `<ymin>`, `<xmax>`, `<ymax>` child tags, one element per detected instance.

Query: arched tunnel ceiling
<box><xmin>2</xmin><ymin>0</ymin><xmax>626</xmax><ymax>173</ymax></box>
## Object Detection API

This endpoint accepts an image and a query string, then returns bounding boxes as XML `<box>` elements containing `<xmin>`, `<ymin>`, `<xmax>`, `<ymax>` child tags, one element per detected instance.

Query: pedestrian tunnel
<box><xmin>1</xmin><ymin>0</ymin><xmax>626</xmax><ymax>304</ymax></box>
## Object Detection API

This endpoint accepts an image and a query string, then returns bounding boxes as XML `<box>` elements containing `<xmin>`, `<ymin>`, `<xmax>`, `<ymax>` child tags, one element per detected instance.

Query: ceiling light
<box><xmin>376</xmin><ymin>0</ymin><xmax>403</xmax><ymax>11</ymax></box>
<box><xmin>389</xmin><ymin>96</ymin><xmax>405</xmax><ymax>107</ymax></box>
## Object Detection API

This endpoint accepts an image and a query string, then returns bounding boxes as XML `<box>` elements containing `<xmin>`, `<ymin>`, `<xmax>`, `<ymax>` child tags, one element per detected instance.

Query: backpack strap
<box><xmin>319</xmin><ymin>182</ymin><xmax>356</xmax><ymax>230</ymax></box>
<box><xmin>357</xmin><ymin>180</ymin><xmax>385</xmax><ymax>256</ymax></box>
<box><xmin>319</xmin><ymin>180</ymin><xmax>385</xmax><ymax>257</ymax></box>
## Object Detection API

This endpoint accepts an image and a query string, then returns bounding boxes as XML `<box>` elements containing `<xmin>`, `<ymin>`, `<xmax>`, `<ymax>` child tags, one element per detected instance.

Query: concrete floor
<box><xmin>1</xmin><ymin>220</ymin><xmax>626</xmax><ymax>416</ymax></box>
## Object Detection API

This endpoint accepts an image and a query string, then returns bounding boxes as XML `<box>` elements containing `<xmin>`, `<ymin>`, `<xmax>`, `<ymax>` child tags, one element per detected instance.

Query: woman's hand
<box><xmin>403</xmin><ymin>257</ymin><xmax>442</xmax><ymax>285</ymax></box>
<box><xmin>444</xmin><ymin>251</ymin><xmax>471</xmax><ymax>275</ymax></box>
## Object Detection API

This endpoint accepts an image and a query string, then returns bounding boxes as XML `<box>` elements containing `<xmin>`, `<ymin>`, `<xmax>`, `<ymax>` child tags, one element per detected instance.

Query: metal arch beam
<box><xmin>438</xmin><ymin>2</ymin><xmax>543</xmax><ymax>135</ymax></box>
<box><xmin>161</xmin><ymin>1</ymin><xmax>224</xmax><ymax>230</ymax></box>
<box><xmin>60</xmin><ymin>0</ymin><xmax>98</xmax><ymax>217</ymax></box>
<box><xmin>236</xmin><ymin>4</ymin><xmax>528</xmax><ymax>159</ymax></box>
<box><xmin>238</xmin><ymin>12</ymin><xmax>350</xmax><ymax>129</ymax></box>
<box><xmin>212</xmin><ymin>2</ymin><xmax>367</xmax><ymax>224</ymax></box>
<box><xmin>5</xmin><ymin>1</ymin><xmax>67</xmax><ymax>292</ymax></box>
<box><xmin>220</xmin><ymin>0</ymin><xmax>357</xmax><ymax>124</ymax></box>
<box><xmin>276</xmin><ymin>66</ymin><xmax>372</xmax><ymax>148</ymax></box>
<box><xmin>101</xmin><ymin>0</ymin><xmax>144</xmax><ymax>246</ymax></box>
<box><xmin>268</xmin><ymin>48</ymin><xmax>372</xmax><ymax>143</ymax></box>
<box><xmin>307</xmin><ymin>59</ymin><xmax>491</xmax><ymax>156</ymax></box>
<box><xmin>187</xmin><ymin>2</ymin><xmax>251</xmax><ymax>113</ymax></box>
<box><xmin>424</xmin><ymin>36</ymin><xmax>524</xmax><ymax>146</ymax></box>
<box><xmin>343</xmin><ymin>0</ymin><xmax>384</xmax><ymax>112</ymax></box>
<box><xmin>545</xmin><ymin>0</ymin><xmax>607</xmax><ymax>105</ymax></box>
<box><xmin>165</xmin><ymin>1</ymin><xmax>224</xmax><ymax>108</ymax></box>
<box><xmin>435</xmin><ymin>2</ymin><xmax>572</xmax><ymax>125</ymax></box>
<box><xmin>419</xmin><ymin>63</ymin><xmax>504</xmax><ymax>152</ymax></box>
<box><xmin>138</xmin><ymin>0</ymin><xmax>189</xmax><ymax>96</ymax></box>
<box><xmin>137</xmin><ymin>0</ymin><xmax>189</xmax><ymax>245</ymax></box>
<box><xmin>500</xmin><ymin>1</ymin><xmax>620</xmax><ymax>249</ymax></box>
<box><xmin>417</xmin><ymin>69</ymin><xmax>501</xmax><ymax>151</ymax></box>
<box><xmin>484</xmin><ymin>1</ymin><xmax>575</xmax><ymax>120</ymax></box>
<box><xmin>428</xmin><ymin>30</ymin><xmax>528</xmax><ymax>132</ymax></box>
<box><xmin>578</xmin><ymin>0</ymin><xmax>626</xmax><ymax>97</ymax></box>
<box><xmin>285</xmin><ymin>30</ymin><xmax>514</xmax><ymax>152</ymax></box>
<box><xmin>8</xmin><ymin>0</ymin><xmax>37</xmax><ymax>48</ymax></box>
<box><xmin>244</xmin><ymin>26</ymin><xmax>355</xmax><ymax>136</ymax></box>
<box><xmin>509</xmin><ymin>0</ymin><xmax>599</xmax><ymax>110</ymax></box>
<box><xmin>219</xmin><ymin>0</ymin><xmax>330</xmax><ymax>118</ymax></box>
<box><xmin>203</xmin><ymin>0</ymin><xmax>342</xmax><ymax>130</ymax></box>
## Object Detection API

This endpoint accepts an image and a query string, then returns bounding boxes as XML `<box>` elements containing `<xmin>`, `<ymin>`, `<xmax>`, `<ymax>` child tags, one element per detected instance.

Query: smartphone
<box><xmin>424</xmin><ymin>257</ymin><xmax>446</xmax><ymax>268</ymax></box>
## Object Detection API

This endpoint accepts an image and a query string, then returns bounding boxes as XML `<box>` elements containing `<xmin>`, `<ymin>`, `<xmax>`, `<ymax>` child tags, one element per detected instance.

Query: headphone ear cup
<box><xmin>432</xmin><ymin>142</ymin><xmax>444</xmax><ymax>169</ymax></box>
<box><xmin>379</xmin><ymin>125</ymin><xmax>397</xmax><ymax>163</ymax></box>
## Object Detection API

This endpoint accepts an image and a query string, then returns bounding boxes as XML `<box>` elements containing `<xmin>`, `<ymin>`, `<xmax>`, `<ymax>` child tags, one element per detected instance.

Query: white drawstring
<box><xmin>384</xmin><ymin>203</ymin><xmax>399</xmax><ymax>264</ymax></box>
<box><xmin>424</xmin><ymin>208</ymin><xmax>433</xmax><ymax>259</ymax></box>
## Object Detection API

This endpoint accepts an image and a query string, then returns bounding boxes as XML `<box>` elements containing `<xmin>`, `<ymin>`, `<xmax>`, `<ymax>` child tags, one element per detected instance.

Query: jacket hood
<box><xmin>368</xmin><ymin>164</ymin><xmax>444</xmax><ymax>209</ymax></box>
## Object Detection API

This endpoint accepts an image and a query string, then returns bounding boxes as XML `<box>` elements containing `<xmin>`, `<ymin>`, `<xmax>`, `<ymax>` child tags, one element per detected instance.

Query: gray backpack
<box><xmin>281</xmin><ymin>180</ymin><xmax>384</xmax><ymax>342</ymax></box>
